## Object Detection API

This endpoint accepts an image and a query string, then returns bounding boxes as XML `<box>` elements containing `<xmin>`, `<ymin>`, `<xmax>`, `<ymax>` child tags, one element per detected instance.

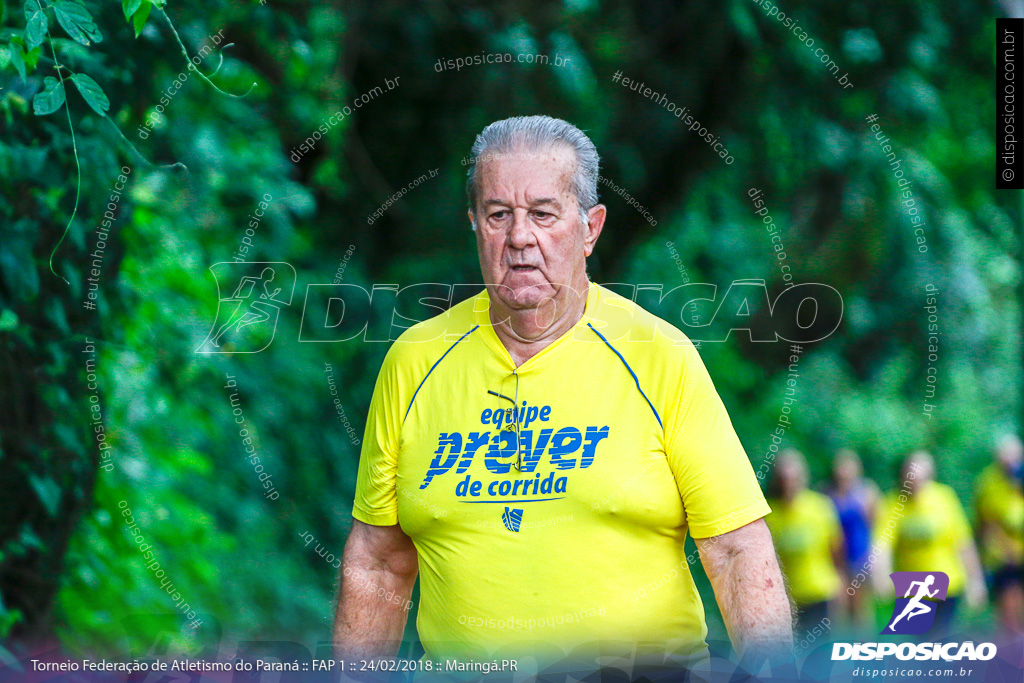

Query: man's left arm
<box><xmin>662</xmin><ymin>343</ymin><xmax>793</xmax><ymax>659</ymax></box>
<box><xmin>698</xmin><ymin>518</ymin><xmax>794</xmax><ymax>662</ymax></box>
<box><xmin>950</xmin><ymin>493</ymin><xmax>988</xmax><ymax>608</ymax></box>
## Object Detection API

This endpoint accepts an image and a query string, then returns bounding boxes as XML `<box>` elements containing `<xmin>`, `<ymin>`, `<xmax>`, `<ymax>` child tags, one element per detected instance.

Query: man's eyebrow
<box><xmin>528</xmin><ymin>197</ymin><xmax>561</xmax><ymax>208</ymax></box>
<box><xmin>480</xmin><ymin>197</ymin><xmax>563</xmax><ymax>210</ymax></box>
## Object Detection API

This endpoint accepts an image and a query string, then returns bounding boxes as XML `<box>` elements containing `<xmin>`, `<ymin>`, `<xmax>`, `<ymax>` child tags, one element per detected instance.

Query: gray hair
<box><xmin>466</xmin><ymin>115</ymin><xmax>600</xmax><ymax>228</ymax></box>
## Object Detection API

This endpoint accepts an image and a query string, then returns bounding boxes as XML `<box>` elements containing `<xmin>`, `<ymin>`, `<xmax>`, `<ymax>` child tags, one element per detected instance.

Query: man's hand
<box><xmin>959</xmin><ymin>541</ymin><xmax>989</xmax><ymax>609</ymax></box>
<box><xmin>333</xmin><ymin>520</ymin><xmax>419</xmax><ymax>660</ymax></box>
<box><xmin>873</xmin><ymin>546</ymin><xmax>895</xmax><ymax>596</ymax></box>
<box><xmin>698</xmin><ymin>518</ymin><xmax>794</xmax><ymax>665</ymax></box>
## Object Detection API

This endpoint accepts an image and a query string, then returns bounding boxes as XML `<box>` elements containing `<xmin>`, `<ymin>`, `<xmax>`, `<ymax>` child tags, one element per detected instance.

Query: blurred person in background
<box><xmin>874</xmin><ymin>451</ymin><xmax>987</xmax><ymax>634</ymax></box>
<box><xmin>828</xmin><ymin>449</ymin><xmax>880</xmax><ymax>630</ymax></box>
<box><xmin>974</xmin><ymin>434</ymin><xmax>1023</xmax><ymax>633</ymax></box>
<box><xmin>766</xmin><ymin>449</ymin><xmax>845</xmax><ymax>635</ymax></box>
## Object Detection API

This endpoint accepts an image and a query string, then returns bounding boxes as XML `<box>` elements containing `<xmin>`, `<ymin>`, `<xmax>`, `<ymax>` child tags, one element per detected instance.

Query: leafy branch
<box><xmin>3</xmin><ymin>0</ymin><xmax>253</xmax><ymax>284</ymax></box>
<box><xmin>21</xmin><ymin>0</ymin><xmax>105</xmax><ymax>283</ymax></box>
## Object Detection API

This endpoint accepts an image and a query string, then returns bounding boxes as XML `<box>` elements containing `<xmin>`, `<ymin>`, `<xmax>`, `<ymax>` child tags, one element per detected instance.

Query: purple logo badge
<box><xmin>883</xmin><ymin>572</ymin><xmax>949</xmax><ymax>635</ymax></box>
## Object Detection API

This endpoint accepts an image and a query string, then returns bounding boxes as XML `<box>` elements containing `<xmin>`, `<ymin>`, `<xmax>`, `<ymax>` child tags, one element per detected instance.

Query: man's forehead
<box><xmin>476</xmin><ymin>145</ymin><xmax>575</xmax><ymax>199</ymax></box>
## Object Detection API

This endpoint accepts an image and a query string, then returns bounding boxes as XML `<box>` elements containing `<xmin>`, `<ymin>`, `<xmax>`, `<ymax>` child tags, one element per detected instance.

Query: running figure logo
<box><xmin>196</xmin><ymin>262</ymin><xmax>296</xmax><ymax>353</ymax></box>
<box><xmin>883</xmin><ymin>571</ymin><xmax>949</xmax><ymax>635</ymax></box>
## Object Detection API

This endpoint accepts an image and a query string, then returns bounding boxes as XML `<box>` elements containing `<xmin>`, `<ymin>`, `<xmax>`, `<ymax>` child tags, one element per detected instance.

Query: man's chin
<box><xmin>491</xmin><ymin>280</ymin><xmax>557</xmax><ymax>310</ymax></box>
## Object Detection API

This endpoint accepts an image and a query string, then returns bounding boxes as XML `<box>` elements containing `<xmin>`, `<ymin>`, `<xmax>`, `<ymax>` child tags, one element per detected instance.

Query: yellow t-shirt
<box><xmin>974</xmin><ymin>463</ymin><xmax>1024</xmax><ymax>568</ymax></box>
<box><xmin>765</xmin><ymin>490</ymin><xmax>842</xmax><ymax>605</ymax></box>
<box><xmin>875</xmin><ymin>482</ymin><xmax>971</xmax><ymax>596</ymax></box>
<box><xmin>352</xmin><ymin>282</ymin><xmax>770</xmax><ymax>662</ymax></box>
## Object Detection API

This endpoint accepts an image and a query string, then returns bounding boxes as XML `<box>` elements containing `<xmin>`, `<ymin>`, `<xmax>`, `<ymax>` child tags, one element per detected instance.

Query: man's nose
<box><xmin>507</xmin><ymin>209</ymin><xmax>536</xmax><ymax>248</ymax></box>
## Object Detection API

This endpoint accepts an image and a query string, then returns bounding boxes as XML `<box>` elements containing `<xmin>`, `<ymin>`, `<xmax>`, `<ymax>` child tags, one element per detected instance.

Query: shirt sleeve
<box><xmin>973</xmin><ymin>470</ymin><xmax>997</xmax><ymax>525</ymax></box>
<box><xmin>664</xmin><ymin>343</ymin><xmax>771</xmax><ymax>539</ymax></box>
<box><xmin>873</xmin><ymin>494</ymin><xmax>896</xmax><ymax>548</ymax></box>
<box><xmin>944</xmin><ymin>487</ymin><xmax>972</xmax><ymax>547</ymax></box>
<box><xmin>352</xmin><ymin>350</ymin><xmax>403</xmax><ymax>526</ymax></box>
<box><xmin>824</xmin><ymin>496</ymin><xmax>843</xmax><ymax>548</ymax></box>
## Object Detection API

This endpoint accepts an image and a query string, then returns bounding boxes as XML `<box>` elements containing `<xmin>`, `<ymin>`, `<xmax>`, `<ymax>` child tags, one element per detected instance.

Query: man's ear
<box><xmin>583</xmin><ymin>204</ymin><xmax>606</xmax><ymax>257</ymax></box>
<box><xmin>468</xmin><ymin>209</ymin><xmax>477</xmax><ymax>231</ymax></box>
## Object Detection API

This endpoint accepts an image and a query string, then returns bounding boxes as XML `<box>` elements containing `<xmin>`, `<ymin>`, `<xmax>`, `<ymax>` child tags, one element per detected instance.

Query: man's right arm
<box><xmin>333</xmin><ymin>520</ymin><xmax>419</xmax><ymax>659</ymax></box>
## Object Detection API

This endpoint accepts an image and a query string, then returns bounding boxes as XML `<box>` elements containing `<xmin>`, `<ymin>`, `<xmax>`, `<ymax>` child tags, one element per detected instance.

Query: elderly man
<box><xmin>334</xmin><ymin>116</ymin><xmax>792</xmax><ymax>672</ymax></box>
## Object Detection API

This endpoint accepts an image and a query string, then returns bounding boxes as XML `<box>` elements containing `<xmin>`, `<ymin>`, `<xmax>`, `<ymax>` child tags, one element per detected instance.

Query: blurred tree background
<box><xmin>0</xmin><ymin>0</ymin><xmax>1019</xmax><ymax>661</ymax></box>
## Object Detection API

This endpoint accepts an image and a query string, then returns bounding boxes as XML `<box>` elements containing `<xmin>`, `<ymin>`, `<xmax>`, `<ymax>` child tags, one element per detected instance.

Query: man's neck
<box><xmin>489</xmin><ymin>281</ymin><xmax>589</xmax><ymax>367</ymax></box>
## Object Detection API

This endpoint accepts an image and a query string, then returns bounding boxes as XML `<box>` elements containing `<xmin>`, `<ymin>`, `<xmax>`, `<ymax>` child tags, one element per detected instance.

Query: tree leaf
<box><xmin>28</xmin><ymin>474</ymin><xmax>62</xmax><ymax>518</ymax></box>
<box><xmin>0</xmin><ymin>310</ymin><xmax>18</xmax><ymax>331</ymax></box>
<box><xmin>52</xmin><ymin>1</ymin><xmax>102</xmax><ymax>46</ymax></box>
<box><xmin>132</xmin><ymin>1</ymin><xmax>151</xmax><ymax>38</ymax></box>
<box><xmin>71</xmin><ymin>73</ymin><xmax>109</xmax><ymax>115</ymax></box>
<box><xmin>23</xmin><ymin>0</ymin><xmax>48</xmax><ymax>51</ymax></box>
<box><xmin>122</xmin><ymin>0</ymin><xmax>143</xmax><ymax>21</ymax></box>
<box><xmin>23</xmin><ymin>43</ymin><xmax>42</xmax><ymax>72</ymax></box>
<box><xmin>9</xmin><ymin>41</ymin><xmax>27</xmax><ymax>82</ymax></box>
<box><xmin>32</xmin><ymin>75</ymin><xmax>65</xmax><ymax>115</ymax></box>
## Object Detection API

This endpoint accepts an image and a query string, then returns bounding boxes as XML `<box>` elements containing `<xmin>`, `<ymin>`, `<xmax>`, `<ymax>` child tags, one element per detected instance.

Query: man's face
<box><xmin>997</xmin><ymin>437</ymin><xmax>1023</xmax><ymax>470</ymax></box>
<box><xmin>471</xmin><ymin>146</ymin><xmax>603</xmax><ymax>312</ymax></box>
<box><xmin>776</xmin><ymin>456</ymin><xmax>805</xmax><ymax>494</ymax></box>
<box><xmin>904</xmin><ymin>453</ymin><xmax>934</xmax><ymax>492</ymax></box>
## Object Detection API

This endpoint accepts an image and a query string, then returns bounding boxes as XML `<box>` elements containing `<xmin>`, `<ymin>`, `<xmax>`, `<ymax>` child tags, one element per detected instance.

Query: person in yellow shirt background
<box><xmin>974</xmin><ymin>434</ymin><xmax>1024</xmax><ymax>634</ymax></box>
<box><xmin>873</xmin><ymin>450</ymin><xmax>988</xmax><ymax>635</ymax></box>
<box><xmin>766</xmin><ymin>449</ymin><xmax>845</xmax><ymax>635</ymax></box>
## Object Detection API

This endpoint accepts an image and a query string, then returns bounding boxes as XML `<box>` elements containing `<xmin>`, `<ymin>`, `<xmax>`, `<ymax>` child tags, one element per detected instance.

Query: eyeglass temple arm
<box><xmin>486</xmin><ymin>389</ymin><xmax>516</xmax><ymax>404</ymax></box>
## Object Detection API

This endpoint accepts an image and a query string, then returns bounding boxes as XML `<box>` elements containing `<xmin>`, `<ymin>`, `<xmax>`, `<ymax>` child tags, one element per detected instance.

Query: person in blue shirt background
<box><xmin>829</xmin><ymin>449</ymin><xmax>880</xmax><ymax>631</ymax></box>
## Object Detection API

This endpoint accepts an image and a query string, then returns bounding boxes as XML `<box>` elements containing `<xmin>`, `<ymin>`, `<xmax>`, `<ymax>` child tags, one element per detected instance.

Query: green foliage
<box><xmin>52</xmin><ymin>1</ymin><xmax>102</xmax><ymax>46</ymax></box>
<box><xmin>121</xmin><ymin>0</ymin><xmax>143</xmax><ymax>20</ymax></box>
<box><xmin>121</xmin><ymin>0</ymin><xmax>153</xmax><ymax>37</ymax></box>
<box><xmin>69</xmin><ymin>72</ymin><xmax>107</xmax><ymax>114</ymax></box>
<box><xmin>31</xmin><ymin>73</ymin><xmax>62</xmax><ymax>113</ymax></box>
<box><xmin>22</xmin><ymin>0</ymin><xmax>46</xmax><ymax>50</ymax></box>
<box><xmin>130</xmin><ymin>2</ymin><xmax>149</xmax><ymax>38</ymax></box>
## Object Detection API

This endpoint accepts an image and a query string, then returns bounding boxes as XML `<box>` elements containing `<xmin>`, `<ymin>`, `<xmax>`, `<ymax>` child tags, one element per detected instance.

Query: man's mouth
<box><xmin>510</xmin><ymin>264</ymin><xmax>537</xmax><ymax>272</ymax></box>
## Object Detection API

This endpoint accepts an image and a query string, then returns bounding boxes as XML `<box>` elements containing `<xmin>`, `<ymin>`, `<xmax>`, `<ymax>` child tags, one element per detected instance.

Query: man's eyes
<box><xmin>487</xmin><ymin>209</ymin><xmax>557</xmax><ymax>222</ymax></box>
